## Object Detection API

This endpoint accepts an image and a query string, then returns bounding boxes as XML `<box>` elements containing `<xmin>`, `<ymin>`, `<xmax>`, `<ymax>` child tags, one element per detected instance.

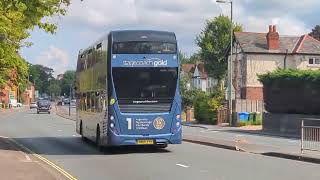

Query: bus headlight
<box><xmin>176</xmin><ymin>122</ymin><xmax>180</xmax><ymax>127</ymax></box>
<box><xmin>110</xmin><ymin>122</ymin><xmax>115</xmax><ymax>128</ymax></box>
<box><xmin>176</xmin><ymin>114</ymin><xmax>181</xmax><ymax>119</ymax></box>
<box><xmin>110</xmin><ymin>98</ymin><xmax>116</xmax><ymax>105</ymax></box>
<box><xmin>110</xmin><ymin>115</ymin><xmax>114</xmax><ymax>121</ymax></box>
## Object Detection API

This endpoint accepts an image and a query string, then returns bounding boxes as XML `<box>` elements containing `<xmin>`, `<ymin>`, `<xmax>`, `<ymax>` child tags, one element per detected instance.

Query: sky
<box><xmin>20</xmin><ymin>0</ymin><xmax>320</xmax><ymax>76</ymax></box>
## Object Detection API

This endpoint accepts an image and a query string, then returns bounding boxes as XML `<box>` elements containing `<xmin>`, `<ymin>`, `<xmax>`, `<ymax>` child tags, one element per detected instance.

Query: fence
<box><xmin>301</xmin><ymin>119</ymin><xmax>320</xmax><ymax>153</ymax></box>
<box><xmin>217</xmin><ymin>108</ymin><xmax>228</xmax><ymax>124</ymax></box>
<box><xmin>234</xmin><ymin>99</ymin><xmax>264</xmax><ymax>113</ymax></box>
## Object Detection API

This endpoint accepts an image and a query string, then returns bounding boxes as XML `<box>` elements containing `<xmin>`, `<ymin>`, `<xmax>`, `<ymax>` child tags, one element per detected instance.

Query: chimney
<box><xmin>266</xmin><ymin>25</ymin><xmax>279</xmax><ymax>50</ymax></box>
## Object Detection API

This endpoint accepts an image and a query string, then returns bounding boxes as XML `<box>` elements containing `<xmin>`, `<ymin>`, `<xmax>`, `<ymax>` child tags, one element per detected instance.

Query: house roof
<box><xmin>196</xmin><ymin>63</ymin><xmax>208</xmax><ymax>79</ymax></box>
<box><xmin>181</xmin><ymin>64</ymin><xmax>195</xmax><ymax>73</ymax></box>
<box><xmin>181</xmin><ymin>63</ymin><xmax>208</xmax><ymax>79</ymax></box>
<box><xmin>234</xmin><ymin>32</ymin><xmax>320</xmax><ymax>54</ymax></box>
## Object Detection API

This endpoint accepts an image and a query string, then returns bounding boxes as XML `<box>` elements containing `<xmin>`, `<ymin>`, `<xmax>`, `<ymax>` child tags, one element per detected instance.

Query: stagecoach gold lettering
<box><xmin>133</xmin><ymin>100</ymin><xmax>158</xmax><ymax>104</ymax></box>
<box><xmin>123</xmin><ymin>59</ymin><xmax>167</xmax><ymax>67</ymax></box>
<box><xmin>135</xmin><ymin>118</ymin><xmax>152</xmax><ymax>130</ymax></box>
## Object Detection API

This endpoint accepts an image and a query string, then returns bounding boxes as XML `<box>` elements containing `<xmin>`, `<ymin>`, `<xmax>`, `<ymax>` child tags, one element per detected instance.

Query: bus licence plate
<box><xmin>136</xmin><ymin>139</ymin><xmax>154</xmax><ymax>145</ymax></box>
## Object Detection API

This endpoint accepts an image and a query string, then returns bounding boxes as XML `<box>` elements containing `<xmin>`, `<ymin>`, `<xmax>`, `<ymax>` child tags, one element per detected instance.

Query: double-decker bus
<box><xmin>76</xmin><ymin>30</ymin><xmax>182</xmax><ymax>149</ymax></box>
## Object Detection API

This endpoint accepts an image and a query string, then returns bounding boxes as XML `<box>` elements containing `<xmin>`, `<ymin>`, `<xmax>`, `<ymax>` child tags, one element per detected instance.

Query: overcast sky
<box><xmin>20</xmin><ymin>0</ymin><xmax>320</xmax><ymax>76</ymax></box>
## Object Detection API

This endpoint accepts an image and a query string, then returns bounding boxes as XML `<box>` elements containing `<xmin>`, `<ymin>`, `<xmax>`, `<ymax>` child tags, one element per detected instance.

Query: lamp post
<box><xmin>69</xmin><ymin>85</ymin><xmax>72</xmax><ymax>116</ymax></box>
<box><xmin>216</xmin><ymin>0</ymin><xmax>234</xmax><ymax>126</ymax></box>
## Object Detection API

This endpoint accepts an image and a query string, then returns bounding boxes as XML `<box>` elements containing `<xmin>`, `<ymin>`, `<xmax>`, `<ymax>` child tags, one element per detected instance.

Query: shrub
<box><xmin>193</xmin><ymin>91</ymin><xmax>224</xmax><ymax>124</ymax></box>
<box><xmin>258</xmin><ymin>69</ymin><xmax>320</xmax><ymax>114</ymax></box>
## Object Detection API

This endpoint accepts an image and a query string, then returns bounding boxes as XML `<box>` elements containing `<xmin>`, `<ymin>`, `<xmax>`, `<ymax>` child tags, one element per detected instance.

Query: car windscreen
<box><xmin>112</xmin><ymin>42</ymin><xmax>177</xmax><ymax>54</ymax></box>
<box><xmin>112</xmin><ymin>67</ymin><xmax>178</xmax><ymax>102</ymax></box>
<box><xmin>38</xmin><ymin>101</ymin><xmax>50</xmax><ymax>106</ymax></box>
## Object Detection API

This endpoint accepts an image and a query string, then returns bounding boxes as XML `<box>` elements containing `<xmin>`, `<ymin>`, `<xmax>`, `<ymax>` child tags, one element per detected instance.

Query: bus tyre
<box><xmin>80</xmin><ymin>122</ymin><xmax>86</xmax><ymax>141</ymax></box>
<box><xmin>37</xmin><ymin>111</ymin><xmax>39</xmax><ymax>114</ymax></box>
<box><xmin>79</xmin><ymin>121</ymin><xmax>83</xmax><ymax>135</ymax></box>
<box><xmin>96</xmin><ymin>126</ymin><xmax>103</xmax><ymax>152</ymax></box>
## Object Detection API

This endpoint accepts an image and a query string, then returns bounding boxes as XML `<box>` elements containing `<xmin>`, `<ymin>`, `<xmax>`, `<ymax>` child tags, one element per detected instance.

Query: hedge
<box><xmin>193</xmin><ymin>91</ymin><xmax>224</xmax><ymax>124</ymax></box>
<box><xmin>258</xmin><ymin>69</ymin><xmax>320</xmax><ymax>114</ymax></box>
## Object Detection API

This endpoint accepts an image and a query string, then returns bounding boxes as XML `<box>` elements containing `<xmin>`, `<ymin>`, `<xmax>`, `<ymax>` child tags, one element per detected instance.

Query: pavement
<box><xmin>182</xmin><ymin>122</ymin><xmax>320</xmax><ymax>163</ymax></box>
<box><xmin>1</xmin><ymin>109</ymin><xmax>320</xmax><ymax>179</ymax></box>
<box><xmin>0</xmin><ymin>108</ymin><xmax>68</xmax><ymax>180</ymax></box>
<box><xmin>55</xmin><ymin>105</ymin><xmax>76</xmax><ymax>121</ymax></box>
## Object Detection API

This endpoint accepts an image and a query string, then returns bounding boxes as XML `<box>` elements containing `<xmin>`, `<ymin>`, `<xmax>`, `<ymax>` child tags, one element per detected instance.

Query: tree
<box><xmin>179</xmin><ymin>51</ymin><xmax>189</xmax><ymax>64</ymax></box>
<box><xmin>189</xmin><ymin>53</ymin><xmax>201</xmax><ymax>64</ymax></box>
<box><xmin>196</xmin><ymin>15</ymin><xmax>243</xmax><ymax>84</ymax></box>
<box><xmin>180</xmin><ymin>73</ymin><xmax>198</xmax><ymax>109</ymax></box>
<box><xmin>47</xmin><ymin>79</ymin><xmax>61</xmax><ymax>98</ymax></box>
<box><xmin>0</xmin><ymin>0</ymin><xmax>71</xmax><ymax>90</ymax></box>
<box><xmin>29</xmin><ymin>64</ymin><xmax>54</xmax><ymax>94</ymax></box>
<box><xmin>60</xmin><ymin>70</ymin><xmax>75</xmax><ymax>96</ymax></box>
<box><xmin>309</xmin><ymin>25</ymin><xmax>320</xmax><ymax>41</ymax></box>
<box><xmin>179</xmin><ymin>51</ymin><xmax>202</xmax><ymax>64</ymax></box>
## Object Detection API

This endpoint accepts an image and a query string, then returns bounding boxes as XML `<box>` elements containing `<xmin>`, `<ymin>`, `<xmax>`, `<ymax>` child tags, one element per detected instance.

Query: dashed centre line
<box><xmin>25</xmin><ymin>155</ymin><xmax>31</xmax><ymax>161</ymax></box>
<box><xmin>176</xmin><ymin>163</ymin><xmax>189</xmax><ymax>168</ymax></box>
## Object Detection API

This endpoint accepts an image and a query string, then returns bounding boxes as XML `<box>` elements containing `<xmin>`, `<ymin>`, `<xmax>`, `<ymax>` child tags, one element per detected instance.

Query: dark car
<box><xmin>37</xmin><ymin>100</ymin><xmax>51</xmax><ymax>114</ymax></box>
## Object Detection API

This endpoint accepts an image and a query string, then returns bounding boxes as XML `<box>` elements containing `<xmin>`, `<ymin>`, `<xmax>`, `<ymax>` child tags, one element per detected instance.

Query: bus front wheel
<box><xmin>96</xmin><ymin>126</ymin><xmax>103</xmax><ymax>152</ymax></box>
<box><xmin>80</xmin><ymin>121</ymin><xmax>87</xmax><ymax>141</ymax></box>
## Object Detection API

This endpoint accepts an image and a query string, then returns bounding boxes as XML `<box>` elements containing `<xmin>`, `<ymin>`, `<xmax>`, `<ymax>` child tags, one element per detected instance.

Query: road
<box><xmin>0</xmin><ymin>109</ymin><xmax>320</xmax><ymax>180</ymax></box>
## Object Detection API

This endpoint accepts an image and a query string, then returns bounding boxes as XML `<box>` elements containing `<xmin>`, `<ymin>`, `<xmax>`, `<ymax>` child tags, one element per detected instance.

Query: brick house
<box><xmin>229</xmin><ymin>25</ymin><xmax>320</xmax><ymax>100</ymax></box>
<box><xmin>181</xmin><ymin>63</ymin><xmax>218</xmax><ymax>92</ymax></box>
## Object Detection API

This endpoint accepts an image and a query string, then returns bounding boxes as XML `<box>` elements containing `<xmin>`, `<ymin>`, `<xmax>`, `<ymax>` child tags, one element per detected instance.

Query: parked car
<box><xmin>9</xmin><ymin>99</ymin><xmax>22</xmax><ymax>108</ymax></box>
<box><xmin>71</xmin><ymin>99</ymin><xmax>76</xmax><ymax>107</ymax></box>
<box><xmin>63</xmin><ymin>98</ymin><xmax>70</xmax><ymax>105</ymax></box>
<box><xmin>30</xmin><ymin>102</ymin><xmax>38</xmax><ymax>109</ymax></box>
<box><xmin>37</xmin><ymin>100</ymin><xmax>51</xmax><ymax>114</ymax></box>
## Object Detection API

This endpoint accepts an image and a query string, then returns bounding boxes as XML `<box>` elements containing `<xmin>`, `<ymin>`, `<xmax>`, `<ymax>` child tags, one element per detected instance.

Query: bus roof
<box><xmin>111</xmin><ymin>30</ymin><xmax>176</xmax><ymax>43</ymax></box>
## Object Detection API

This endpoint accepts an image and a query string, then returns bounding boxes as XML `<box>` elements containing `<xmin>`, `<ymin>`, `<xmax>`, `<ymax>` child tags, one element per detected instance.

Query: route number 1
<box><xmin>126</xmin><ymin>118</ymin><xmax>132</xmax><ymax>130</ymax></box>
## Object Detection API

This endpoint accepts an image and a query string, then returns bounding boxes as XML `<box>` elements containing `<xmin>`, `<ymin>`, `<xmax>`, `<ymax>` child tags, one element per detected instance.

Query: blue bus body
<box><xmin>76</xmin><ymin>30</ymin><xmax>181</xmax><ymax>148</ymax></box>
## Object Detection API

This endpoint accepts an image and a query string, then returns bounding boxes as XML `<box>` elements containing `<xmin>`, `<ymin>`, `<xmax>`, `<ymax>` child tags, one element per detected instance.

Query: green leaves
<box><xmin>258</xmin><ymin>69</ymin><xmax>320</xmax><ymax>88</ymax></box>
<box><xmin>60</xmin><ymin>70</ymin><xmax>75</xmax><ymax>96</ymax></box>
<box><xmin>196</xmin><ymin>15</ymin><xmax>243</xmax><ymax>81</ymax></box>
<box><xmin>309</xmin><ymin>25</ymin><xmax>320</xmax><ymax>41</ymax></box>
<box><xmin>0</xmin><ymin>0</ymin><xmax>71</xmax><ymax>90</ymax></box>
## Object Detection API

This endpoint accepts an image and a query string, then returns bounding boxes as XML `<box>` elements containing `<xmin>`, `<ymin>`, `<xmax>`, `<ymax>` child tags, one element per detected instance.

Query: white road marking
<box><xmin>176</xmin><ymin>163</ymin><xmax>189</xmax><ymax>168</ymax></box>
<box><xmin>235</xmin><ymin>135</ymin><xmax>244</xmax><ymax>137</ymax></box>
<box><xmin>58</xmin><ymin>130</ymin><xmax>63</xmax><ymax>132</ymax></box>
<box><xmin>72</xmin><ymin>135</ymin><xmax>77</xmax><ymax>137</ymax></box>
<box><xmin>210</xmin><ymin>130</ymin><xmax>219</xmax><ymax>133</ymax></box>
<box><xmin>200</xmin><ymin>129</ymin><xmax>209</xmax><ymax>133</ymax></box>
<box><xmin>25</xmin><ymin>155</ymin><xmax>31</xmax><ymax>161</ymax></box>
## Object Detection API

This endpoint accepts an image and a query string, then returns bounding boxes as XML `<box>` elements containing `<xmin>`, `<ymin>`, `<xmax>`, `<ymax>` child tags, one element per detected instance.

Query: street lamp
<box><xmin>216</xmin><ymin>0</ymin><xmax>234</xmax><ymax>126</ymax></box>
<box><xmin>69</xmin><ymin>84</ymin><xmax>72</xmax><ymax>116</ymax></box>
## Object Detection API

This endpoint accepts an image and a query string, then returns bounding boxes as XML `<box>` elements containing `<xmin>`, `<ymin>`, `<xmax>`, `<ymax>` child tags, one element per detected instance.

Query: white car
<box><xmin>9</xmin><ymin>99</ymin><xmax>22</xmax><ymax>108</ymax></box>
<box><xmin>30</xmin><ymin>102</ymin><xmax>38</xmax><ymax>109</ymax></box>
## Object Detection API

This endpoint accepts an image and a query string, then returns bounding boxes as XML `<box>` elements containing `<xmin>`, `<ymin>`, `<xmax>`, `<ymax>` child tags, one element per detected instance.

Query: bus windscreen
<box><xmin>112</xmin><ymin>67</ymin><xmax>177</xmax><ymax>102</ymax></box>
<box><xmin>113</xmin><ymin>42</ymin><xmax>177</xmax><ymax>54</ymax></box>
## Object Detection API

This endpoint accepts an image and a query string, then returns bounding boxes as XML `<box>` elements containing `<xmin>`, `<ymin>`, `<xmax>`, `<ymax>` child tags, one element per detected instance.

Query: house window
<box><xmin>309</xmin><ymin>57</ymin><xmax>320</xmax><ymax>65</ymax></box>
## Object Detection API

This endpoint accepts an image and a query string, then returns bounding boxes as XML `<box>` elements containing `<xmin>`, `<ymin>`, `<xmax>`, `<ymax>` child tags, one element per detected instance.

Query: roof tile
<box><xmin>234</xmin><ymin>32</ymin><xmax>320</xmax><ymax>54</ymax></box>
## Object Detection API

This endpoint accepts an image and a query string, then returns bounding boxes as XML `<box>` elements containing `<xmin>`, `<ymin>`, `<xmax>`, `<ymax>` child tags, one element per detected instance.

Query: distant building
<box><xmin>22</xmin><ymin>83</ymin><xmax>36</xmax><ymax>104</ymax></box>
<box><xmin>57</xmin><ymin>74</ymin><xmax>64</xmax><ymax>80</ymax></box>
<box><xmin>228</xmin><ymin>25</ymin><xmax>320</xmax><ymax>100</ymax></box>
<box><xmin>181</xmin><ymin>63</ymin><xmax>218</xmax><ymax>92</ymax></box>
<box><xmin>0</xmin><ymin>69</ymin><xmax>18</xmax><ymax>105</ymax></box>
